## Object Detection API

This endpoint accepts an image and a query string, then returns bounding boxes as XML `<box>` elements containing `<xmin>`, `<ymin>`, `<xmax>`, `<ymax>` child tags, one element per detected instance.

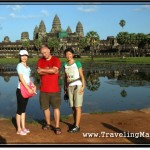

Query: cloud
<box><xmin>9</xmin><ymin>13</ymin><xmax>40</xmax><ymax>19</ymax></box>
<box><xmin>133</xmin><ymin>5</ymin><xmax>150</xmax><ymax>12</ymax></box>
<box><xmin>41</xmin><ymin>10</ymin><xmax>49</xmax><ymax>17</ymax></box>
<box><xmin>77</xmin><ymin>5</ymin><xmax>97</xmax><ymax>12</ymax></box>
<box><xmin>7</xmin><ymin>5</ymin><xmax>23</xmax><ymax>12</ymax></box>
<box><xmin>9</xmin><ymin>9</ymin><xmax>50</xmax><ymax>19</ymax></box>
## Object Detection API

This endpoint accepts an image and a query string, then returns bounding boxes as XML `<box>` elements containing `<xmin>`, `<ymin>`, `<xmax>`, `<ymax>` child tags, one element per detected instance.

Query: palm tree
<box><xmin>120</xmin><ymin>89</ymin><xmax>127</xmax><ymax>97</ymax></box>
<box><xmin>85</xmin><ymin>31</ymin><xmax>100</xmax><ymax>61</ymax></box>
<box><xmin>119</xmin><ymin>19</ymin><xmax>126</xmax><ymax>29</ymax></box>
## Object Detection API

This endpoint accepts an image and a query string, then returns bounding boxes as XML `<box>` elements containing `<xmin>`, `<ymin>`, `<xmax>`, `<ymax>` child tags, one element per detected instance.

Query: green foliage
<box><xmin>47</xmin><ymin>37</ymin><xmax>60</xmax><ymax>50</ymax></box>
<box><xmin>0</xmin><ymin>57</ymin><xmax>150</xmax><ymax>65</ymax></box>
<box><xmin>85</xmin><ymin>31</ymin><xmax>100</xmax><ymax>60</ymax></box>
<box><xmin>34</xmin><ymin>39</ymin><xmax>42</xmax><ymax>53</ymax></box>
<box><xmin>21</xmin><ymin>40</ymin><xmax>30</xmax><ymax>50</ymax></box>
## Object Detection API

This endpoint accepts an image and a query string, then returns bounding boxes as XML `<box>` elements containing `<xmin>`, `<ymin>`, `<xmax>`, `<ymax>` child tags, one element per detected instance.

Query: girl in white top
<box><xmin>64</xmin><ymin>48</ymin><xmax>85</xmax><ymax>133</ymax></box>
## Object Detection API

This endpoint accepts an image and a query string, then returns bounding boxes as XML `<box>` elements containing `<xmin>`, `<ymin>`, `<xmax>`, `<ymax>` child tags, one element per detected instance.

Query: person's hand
<box><xmin>37</xmin><ymin>67</ymin><xmax>44</xmax><ymax>74</ymax></box>
<box><xmin>27</xmin><ymin>88</ymin><xmax>34</xmax><ymax>94</ymax></box>
<box><xmin>37</xmin><ymin>67</ymin><xmax>41</xmax><ymax>74</ymax></box>
<box><xmin>79</xmin><ymin>87</ymin><xmax>84</xmax><ymax>95</ymax></box>
<box><xmin>32</xmin><ymin>85</ymin><xmax>37</xmax><ymax>94</ymax></box>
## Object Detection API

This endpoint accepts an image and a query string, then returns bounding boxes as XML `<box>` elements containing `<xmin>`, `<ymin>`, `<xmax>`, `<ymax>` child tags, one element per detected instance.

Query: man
<box><xmin>37</xmin><ymin>46</ymin><xmax>62</xmax><ymax>135</ymax></box>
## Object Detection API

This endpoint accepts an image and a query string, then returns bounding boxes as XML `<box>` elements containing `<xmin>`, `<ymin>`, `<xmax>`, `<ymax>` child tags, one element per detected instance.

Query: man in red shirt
<box><xmin>37</xmin><ymin>46</ymin><xmax>62</xmax><ymax>135</ymax></box>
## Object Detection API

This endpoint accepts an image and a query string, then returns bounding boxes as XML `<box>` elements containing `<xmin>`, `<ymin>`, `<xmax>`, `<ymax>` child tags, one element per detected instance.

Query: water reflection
<box><xmin>0</xmin><ymin>65</ymin><xmax>150</xmax><ymax>120</ymax></box>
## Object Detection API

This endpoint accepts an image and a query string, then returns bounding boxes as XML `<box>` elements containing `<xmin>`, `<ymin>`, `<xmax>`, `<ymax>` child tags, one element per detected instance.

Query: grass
<box><xmin>60</xmin><ymin>115</ymin><xmax>71</xmax><ymax>121</ymax></box>
<box><xmin>90</xmin><ymin>110</ymin><xmax>117</xmax><ymax>115</ymax></box>
<box><xmin>0</xmin><ymin>56</ymin><xmax>150</xmax><ymax>65</ymax></box>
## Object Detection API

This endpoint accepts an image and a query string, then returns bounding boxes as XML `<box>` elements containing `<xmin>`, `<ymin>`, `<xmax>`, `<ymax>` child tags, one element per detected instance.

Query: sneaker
<box><xmin>16</xmin><ymin>130</ymin><xmax>27</xmax><ymax>135</ymax></box>
<box><xmin>23</xmin><ymin>128</ymin><xmax>30</xmax><ymax>134</ymax></box>
<box><xmin>68</xmin><ymin>126</ymin><xmax>80</xmax><ymax>133</ymax></box>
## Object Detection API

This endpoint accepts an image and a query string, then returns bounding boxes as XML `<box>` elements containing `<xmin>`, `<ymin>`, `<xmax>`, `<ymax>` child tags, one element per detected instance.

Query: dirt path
<box><xmin>1</xmin><ymin>108</ymin><xmax>150</xmax><ymax>145</ymax></box>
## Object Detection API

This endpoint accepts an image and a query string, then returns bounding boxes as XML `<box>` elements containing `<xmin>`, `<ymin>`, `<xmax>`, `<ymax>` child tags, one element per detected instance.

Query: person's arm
<box><xmin>79</xmin><ymin>67</ymin><xmax>85</xmax><ymax>94</ymax></box>
<box><xmin>64</xmin><ymin>73</ymin><xmax>68</xmax><ymax>94</ymax></box>
<box><xmin>37</xmin><ymin>66</ymin><xmax>59</xmax><ymax>75</ymax></box>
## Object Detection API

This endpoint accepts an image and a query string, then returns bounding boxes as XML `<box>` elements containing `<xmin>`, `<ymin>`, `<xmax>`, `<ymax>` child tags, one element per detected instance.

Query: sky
<box><xmin>0</xmin><ymin>2</ymin><xmax>150</xmax><ymax>42</ymax></box>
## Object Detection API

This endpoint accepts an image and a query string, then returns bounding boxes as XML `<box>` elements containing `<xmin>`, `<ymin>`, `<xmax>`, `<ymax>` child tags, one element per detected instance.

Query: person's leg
<box><xmin>68</xmin><ymin>86</ymin><xmax>83</xmax><ymax>133</ymax></box>
<box><xmin>40</xmin><ymin>92</ymin><xmax>51</xmax><ymax>129</ymax></box>
<box><xmin>54</xmin><ymin>108</ymin><xmax>62</xmax><ymax>134</ymax></box>
<box><xmin>51</xmin><ymin>92</ymin><xmax>62</xmax><ymax>134</ymax></box>
<box><xmin>16</xmin><ymin>89</ymin><xmax>27</xmax><ymax>135</ymax></box>
<box><xmin>16</xmin><ymin>89</ymin><xmax>23</xmax><ymax>132</ymax></box>
<box><xmin>16</xmin><ymin>114</ymin><xmax>21</xmax><ymax>131</ymax></box>
<box><xmin>44</xmin><ymin>108</ymin><xmax>51</xmax><ymax>125</ymax></box>
<box><xmin>21</xmin><ymin>99</ymin><xmax>28</xmax><ymax>130</ymax></box>
<box><xmin>72</xmin><ymin>107</ymin><xmax>76</xmax><ymax>125</ymax></box>
<box><xmin>75</xmin><ymin>107</ymin><xmax>82</xmax><ymax>127</ymax></box>
<box><xmin>54</xmin><ymin>108</ymin><xmax>60</xmax><ymax>128</ymax></box>
<box><xmin>68</xmin><ymin>86</ymin><xmax>74</xmax><ymax>125</ymax></box>
<box><xmin>74</xmin><ymin>85</ymin><xmax>83</xmax><ymax>127</ymax></box>
<box><xmin>21</xmin><ymin>113</ymin><xmax>25</xmax><ymax>129</ymax></box>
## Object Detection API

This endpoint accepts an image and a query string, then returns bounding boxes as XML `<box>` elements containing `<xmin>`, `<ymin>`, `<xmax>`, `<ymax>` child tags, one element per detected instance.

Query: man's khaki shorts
<box><xmin>39</xmin><ymin>92</ymin><xmax>61</xmax><ymax>110</ymax></box>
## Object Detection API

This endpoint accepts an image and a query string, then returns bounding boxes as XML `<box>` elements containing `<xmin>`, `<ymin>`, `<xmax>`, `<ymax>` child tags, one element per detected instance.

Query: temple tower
<box><xmin>76</xmin><ymin>21</ymin><xmax>84</xmax><ymax>37</ymax></box>
<box><xmin>38</xmin><ymin>20</ymin><xmax>47</xmax><ymax>40</ymax></box>
<box><xmin>21</xmin><ymin>32</ymin><xmax>29</xmax><ymax>41</ymax></box>
<box><xmin>33</xmin><ymin>25</ymin><xmax>39</xmax><ymax>40</ymax></box>
<box><xmin>3</xmin><ymin>36</ymin><xmax>11</xmax><ymax>43</ymax></box>
<box><xmin>50</xmin><ymin>14</ymin><xmax>62</xmax><ymax>33</ymax></box>
<box><xmin>66</xmin><ymin>26</ymin><xmax>72</xmax><ymax>34</ymax></box>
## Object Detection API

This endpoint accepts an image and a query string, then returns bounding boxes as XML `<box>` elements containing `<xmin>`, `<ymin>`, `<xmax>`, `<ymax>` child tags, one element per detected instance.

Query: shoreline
<box><xmin>1</xmin><ymin>107</ymin><xmax>150</xmax><ymax>122</ymax></box>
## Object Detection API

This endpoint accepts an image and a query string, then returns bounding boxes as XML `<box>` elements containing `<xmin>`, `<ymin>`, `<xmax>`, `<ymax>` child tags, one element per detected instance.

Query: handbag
<box><xmin>64</xmin><ymin>92</ymin><xmax>69</xmax><ymax>101</ymax></box>
<box><xmin>20</xmin><ymin>81</ymin><xmax>35</xmax><ymax>98</ymax></box>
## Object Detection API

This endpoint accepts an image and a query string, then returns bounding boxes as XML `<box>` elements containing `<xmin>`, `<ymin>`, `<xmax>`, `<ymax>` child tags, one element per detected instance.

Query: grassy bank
<box><xmin>0</xmin><ymin>57</ymin><xmax>150</xmax><ymax>65</ymax></box>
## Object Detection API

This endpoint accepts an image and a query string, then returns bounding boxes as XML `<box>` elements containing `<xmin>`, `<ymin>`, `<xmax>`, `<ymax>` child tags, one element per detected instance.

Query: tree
<box><xmin>47</xmin><ymin>37</ymin><xmax>60</xmax><ymax>55</ymax></box>
<box><xmin>21</xmin><ymin>40</ymin><xmax>30</xmax><ymax>51</ymax></box>
<box><xmin>116</xmin><ymin>32</ymin><xmax>129</xmax><ymax>54</ymax></box>
<box><xmin>85</xmin><ymin>31</ymin><xmax>100</xmax><ymax>61</ymax></box>
<box><xmin>34</xmin><ymin>39</ymin><xmax>42</xmax><ymax>54</ymax></box>
<box><xmin>78</xmin><ymin>37</ymin><xmax>88</xmax><ymax>54</ymax></box>
<box><xmin>86</xmin><ymin>70</ymin><xmax>100</xmax><ymax>91</ymax></box>
<box><xmin>120</xmin><ymin>89</ymin><xmax>127</xmax><ymax>97</ymax></box>
<box><xmin>119</xmin><ymin>19</ymin><xmax>126</xmax><ymax>29</ymax></box>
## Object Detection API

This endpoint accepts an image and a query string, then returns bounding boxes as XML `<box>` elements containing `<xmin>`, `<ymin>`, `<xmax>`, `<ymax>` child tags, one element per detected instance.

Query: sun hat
<box><xmin>19</xmin><ymin>50</ymin><xmax>29</xmax><ymax>56</ymax></box>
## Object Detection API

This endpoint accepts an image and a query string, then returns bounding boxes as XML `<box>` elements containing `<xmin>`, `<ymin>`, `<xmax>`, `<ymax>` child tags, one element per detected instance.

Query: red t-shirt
<box><xmin>37</xmin><ymin>56</ymin><xmax>61</xmax><ymax>93</ymax></box>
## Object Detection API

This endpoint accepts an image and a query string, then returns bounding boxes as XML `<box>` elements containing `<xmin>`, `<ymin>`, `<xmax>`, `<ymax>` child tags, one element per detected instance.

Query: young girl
<box><xmin>16</xmin><ymin>50</ymin><xmax>36</xmax><ymax>135</ymax></box>
<box><xmin>64</xmin><ymin>48</ymin><xmax>85</xmax><ymax>133</ymax></box>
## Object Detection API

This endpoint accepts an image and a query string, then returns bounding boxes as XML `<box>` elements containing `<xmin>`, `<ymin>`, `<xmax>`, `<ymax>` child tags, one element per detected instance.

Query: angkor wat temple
<box><xmin>0</xmin><ymin>14</ymin><xmax>134</xmax><ymax>57</ymax></box>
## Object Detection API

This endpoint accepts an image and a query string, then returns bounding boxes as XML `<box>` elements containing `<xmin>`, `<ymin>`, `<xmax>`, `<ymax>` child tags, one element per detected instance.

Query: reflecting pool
<box><xmin>0</xmin><ymin>65</ymin><xmax>150</xmax><ymax>120</ymax></box>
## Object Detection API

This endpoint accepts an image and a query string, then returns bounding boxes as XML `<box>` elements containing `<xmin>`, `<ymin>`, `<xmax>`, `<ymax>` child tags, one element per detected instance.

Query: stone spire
<box><xmin>38</xmin><ymin>20</ymin><xmax>47</xmax><ymax>40</ymax></box>
<box><xmin>50</xmin><ymin>14</ymin><xmax>62</xmax><ymax>33</ymax></box>
<box><xmin>66</xmin><ymin>26</ymin><xmax>72</xmax><ymax>33</ymax></box>
<box><xmin>21</xmin><ymin>32</ymin><xmax>29</xmax><ymax>41</ymax></box>
<box><xmin>3</xmin><ymin>36</ymin><xmax>11</xmax><ymax>43</ymax></box>
<box><xmin>76</xmin><ymin>21</ymin><xmax>84</xmax><ymax>37</ymax></box>
<box><xmin>33</xmin><ymin>25</ymin><xmax>39</xmax><ymax>40</ymax></box>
